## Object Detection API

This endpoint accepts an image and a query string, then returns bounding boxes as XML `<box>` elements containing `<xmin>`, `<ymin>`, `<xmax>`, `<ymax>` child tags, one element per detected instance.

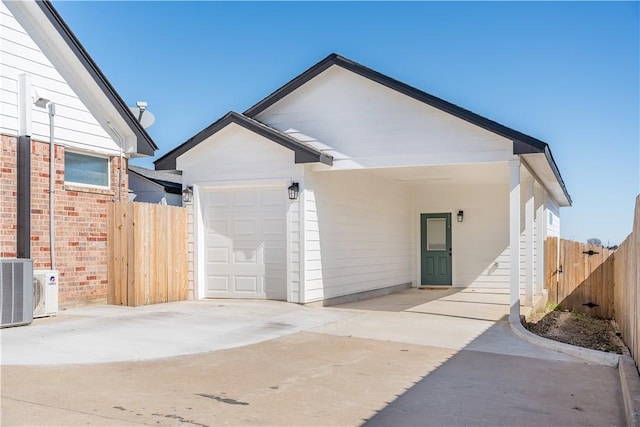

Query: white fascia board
<box><xmin>5</xmin><ymin>0</ymin><xmax>138</xmax><ymax>155</ymax></box>
<box><xmin>521</xmin><ymin>153</ymin><xmax>571</xmax><ymax>208</ymax></box>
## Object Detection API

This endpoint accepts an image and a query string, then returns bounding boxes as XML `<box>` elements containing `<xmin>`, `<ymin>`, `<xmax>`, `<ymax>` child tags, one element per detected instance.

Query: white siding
<box><xmin>177</xmin><ymin>124</ymin><xmax>304</xmax><ymax>302</ymax></box>
<box><xmin>256</xmin><ymin>65</ymin><xmax>514</xmax><ymax>170</ymax></box>
<box><xmin>546</xmin><ymin>196</ymin><xmax>561</xmax><ymax>238</ymax></box>
<box><xmin>177</xmin><ymin>124</ymin><xmax>303</xmax><ymax>185</ymax></box>
<box><xmin>413</xmin><ymin>177</ymin><xmax>512</xmax><ymax>288</ymax></box>
<box><xmin>0</xmin><ymin>3</ymin><xmax>116</xmax><ymax>155</ymax></box>
<box><xmin>302</xmin><ymin>169</ymin><xmax>413</xmax><ymax>302</ymax></box>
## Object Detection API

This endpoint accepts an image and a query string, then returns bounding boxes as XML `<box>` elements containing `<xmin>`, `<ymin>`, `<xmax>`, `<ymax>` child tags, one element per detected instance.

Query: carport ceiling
<box><xmin>370</xmin><ymin>163</ymin><xmax>508</xmax><ymax>185</ymax></box>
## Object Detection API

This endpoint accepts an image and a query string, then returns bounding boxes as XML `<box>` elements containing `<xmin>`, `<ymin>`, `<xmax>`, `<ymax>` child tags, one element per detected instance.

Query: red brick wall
<box><xmin>1</xmin><ymin>135</ymin><xmax>127</xmax><ymax>307</ymax></box>
<box><xmin>1</xmin><ymin>135</ymin><xmax>18</xmax><ymax>258</ymax></box>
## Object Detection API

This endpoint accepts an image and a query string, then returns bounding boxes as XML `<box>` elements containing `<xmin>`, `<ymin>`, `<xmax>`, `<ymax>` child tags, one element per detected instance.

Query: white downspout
<box><xmin>47</xmin><ymin>102</ymin><xmax>56</xmax><ymax>270</ymax></box>
<box><xmin>108</xmin><ymin>124</ymin><xmax>124</xmax><ymax>202</ymax></box>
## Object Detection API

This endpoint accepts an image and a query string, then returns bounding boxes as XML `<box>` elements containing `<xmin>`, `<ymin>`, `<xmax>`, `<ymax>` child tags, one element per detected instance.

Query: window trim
<box><xmin>64</xmin><ymin>150</ymin><xmax>111</xmax><ymax>190</ymax></box>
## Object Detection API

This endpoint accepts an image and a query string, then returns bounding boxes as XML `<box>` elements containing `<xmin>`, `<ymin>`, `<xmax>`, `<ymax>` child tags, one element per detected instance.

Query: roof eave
<box><xmin>543</xmin><ymin>146</ymin><xmax>572</xmax><ymax>207</ymax></box>
<box><xmin>245</xmin><ymin>53</ymin><xmax>551</xmax><ymax>157</ymax></box>
<box><xmin>154</xmin><ymin>112</ymin><xmax>332</xmax><ymax>170</ymax></box>
<box><xmin>32</xmin><ymin>0</ymin><xmax>157</xmax><ymax>156</ymax></box>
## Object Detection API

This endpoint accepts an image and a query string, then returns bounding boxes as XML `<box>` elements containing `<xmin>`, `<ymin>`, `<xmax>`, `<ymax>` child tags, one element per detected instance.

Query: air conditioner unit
<box><xmin>33</xmin><ymin>270</ymin><xmax>58</xmax><ymax>318</ymax></box>
<box><xmin>0</xmin><ymin>258</ymin><xmax>34</xmax><ymax>328</ymax></box>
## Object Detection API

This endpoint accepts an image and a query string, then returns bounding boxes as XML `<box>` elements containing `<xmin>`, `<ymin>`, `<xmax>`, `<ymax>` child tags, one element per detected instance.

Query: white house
<box><xmin>1</xmin><ymin>0</ymin><xmax>156</xmax><ymax>305</ymax></box>
<box><xmin>156</xmin><ymin>54</ymin><xmax>571</xmax><ymax>320</ymax></box>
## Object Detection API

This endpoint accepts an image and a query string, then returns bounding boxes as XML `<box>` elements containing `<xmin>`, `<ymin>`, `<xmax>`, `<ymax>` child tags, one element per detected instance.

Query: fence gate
<box><xmin>545</xmin><ymin>237</ymin><xmax>615</xmax><ymax>319</ymax></box>
<box><xmin>107</xmin><ymin>202</ymin><xmax>188</xmax><ymax>306</ymax></box>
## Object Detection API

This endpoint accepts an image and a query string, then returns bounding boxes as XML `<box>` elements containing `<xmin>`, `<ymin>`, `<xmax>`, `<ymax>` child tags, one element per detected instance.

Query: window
<box><xmin>426</xmin><ymin>218</ymin><xmax>447</xmax><ymax>251</ymax></box>
<box><xmin>64</xmin><ymin>152</ymin><xmax>109</xmax><ymax>188</ymax></box>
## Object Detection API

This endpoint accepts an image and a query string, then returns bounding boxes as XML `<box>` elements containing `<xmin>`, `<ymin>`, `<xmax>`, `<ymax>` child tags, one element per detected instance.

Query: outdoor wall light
<box><xmin>182</xmin><ymin>186</ymin><xmax>193</xmax><ymax>203</ymax></box>
<box><xmin>457</xmin><ymin>210</ymin><xmax>464</xmax><ymax>222</ymax></box>
<box><xmin>288</xmin><ymin>182</ymin><xmax>299</xmax><ymax>200</ymax></box>
<box><xmin>33</xmin><ymin>88</ymin><xmax>51</xmax><ymax>108</ymax></box>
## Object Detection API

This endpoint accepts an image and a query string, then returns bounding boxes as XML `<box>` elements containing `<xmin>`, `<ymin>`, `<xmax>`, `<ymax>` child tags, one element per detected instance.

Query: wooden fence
<box><xmin>545</xmin><ymin>195</ymin><xmax>639</xmax><ymax>367</ymax></box>
<box><xmin>613</xmin><ymin>195</ymin><xmax>639</xmax><ymax>366</ymax></box>
<box><xmin>545</xmin><ymin>237</ymin><xmax>615</xmax><ymax>319</ymax></box>
<box><xmin>107</xmin><ymin>202</ymin><xmax>188</xmax><ymax>306</ymax></box>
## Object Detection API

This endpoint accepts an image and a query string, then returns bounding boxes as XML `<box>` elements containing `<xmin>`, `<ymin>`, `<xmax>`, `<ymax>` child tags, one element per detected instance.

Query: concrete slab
<box><xmin>1</xmin><ymin>332</ymin><xmax>625</xmax><ymax>427</ymax></box>
<box><xmin>0</xmin><ymin>300</ymin><xmax>350</xmax><ymax>365</ymax></box>
<box><xmin>0</xmin><ymin>289</ymin><xmax>627</xmax><ymax>426</ymax></box>
<box><xmin>1</xmin><ymin>333</ymin><xmax>456</xmax><ymax>427</ymax></box>
<box><xmin>364</xmin><ymin>349</ymin><xmax>626</xmax><ymax>427</ymax></box>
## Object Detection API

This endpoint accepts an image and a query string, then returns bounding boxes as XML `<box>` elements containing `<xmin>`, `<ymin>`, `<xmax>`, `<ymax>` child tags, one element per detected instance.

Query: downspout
<box><xmin>48</xmin><ymin>103</ymin><xmax>56</xmax><ymax>270</ymax></box>
<box><xmin>119</xmin><ymin>144</ymin><xmax>124</xmax><ymax>202</ymax></box>
<box><xmin>108</xmin><ymin>125</ymin><xmax>124</xmax><ymax>202</ymax></box>
<box><xmin>16</xmin><ymin>74</ymin><xmax>32</xmax><ymax>259</ymax></box>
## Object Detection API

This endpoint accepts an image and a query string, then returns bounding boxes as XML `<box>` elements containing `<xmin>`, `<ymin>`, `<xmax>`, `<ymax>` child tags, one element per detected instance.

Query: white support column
<box><xmin>524</xmin><ymin>175</ymin><xmax>534</xmax><ymax>306</ymax></box>
<box><xmin>509</xmin><ymin>158</ymin><xmax>521</xmax><ymax>322</ymax></box>
<box><xmin>535</xmin><ymin>185</ymin><xmax>545</xmax><ymax>296</ymax></box>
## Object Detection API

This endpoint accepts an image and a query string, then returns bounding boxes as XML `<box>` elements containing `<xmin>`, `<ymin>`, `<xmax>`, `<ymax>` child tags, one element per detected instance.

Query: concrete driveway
<box><xmin>0</xmin><ymin>288</ymin><xmax>626</xmax><ymax>426</ymax></box>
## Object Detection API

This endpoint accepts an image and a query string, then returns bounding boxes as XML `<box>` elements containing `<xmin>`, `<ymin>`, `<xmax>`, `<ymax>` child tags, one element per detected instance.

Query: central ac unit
<box><xmin>1</xmin><ymin>258</ymin><xmax>34</xmax><ymax>328</ymax></box>
<box><xmin>33</xmin><ymin>270</ymin><xmax>58</xmax><ymax>318</ymax></box>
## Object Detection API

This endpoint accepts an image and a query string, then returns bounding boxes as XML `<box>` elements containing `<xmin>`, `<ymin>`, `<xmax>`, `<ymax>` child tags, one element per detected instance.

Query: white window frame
<box><xmin>64</xmin><ymin>150</ymin><xmax>111</xmax><ymax>190</ymax></box>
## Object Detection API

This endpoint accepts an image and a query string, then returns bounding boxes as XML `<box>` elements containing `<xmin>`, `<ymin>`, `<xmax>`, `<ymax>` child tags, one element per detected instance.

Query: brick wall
<box><xmin>1</xmin><ymin>135</ymin><xmax>18</xmax><ymax>259</ymax></box>
<box><xmin>1</xmin><ymin>135</ymin><xmax>127</xmax><ymax>307</ymax></box>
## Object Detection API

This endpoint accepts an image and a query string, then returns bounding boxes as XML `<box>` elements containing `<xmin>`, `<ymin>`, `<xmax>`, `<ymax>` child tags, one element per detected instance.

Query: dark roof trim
<box><xmin>38</xmin><ymin>1</ymin><xmax>157</xmax><ymax>156</ymax></box>
<box><xmin>129</xmin><ymin>165</ymin><xmax>182</xmax><ymax>184</ymax></box>
<box><xmin>128</xmin><ymin>168</ymin><xmax>182</xmax><ymax>193</ymax></box>
<box><xmin>543</xmin><ymin>146</ymin><xmax>572</xmax><ymax>205</ymax></box>
<box><xmin>244</xmin><ymin>53</ymin><xmax>570</xmax><ymax>204</ymax></box>
<box><xmin>246</xmin><ymin>54</ymin><xmax>552</xmax><ymax>151</ymax></box>
<box><xmin>154</xmin><ymin>112</ymin><xmax>333</xmax><ymax>170</ymax></box>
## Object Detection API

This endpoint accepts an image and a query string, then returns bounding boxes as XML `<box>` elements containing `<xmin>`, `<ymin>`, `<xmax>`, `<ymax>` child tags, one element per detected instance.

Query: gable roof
<box><xmin>244</xmin><ymin>53</ymin><xmax>570</xmax><ymax>205</ymax></box>
<box><xmin>6</xmin><ymin>0</ymin><xmax>157</xmax><ymax>156</ymax></box>
<box><xmin>129</xmin><ymin>165</ymin><xmax>182</xmax><ymax>194</ymax></box>
<box><xmin>129</xmin><ymin>165</ymin><xmax>182</xmax><ymax>185</ymax></box>
<box><xmin>154</xmin><ymin>111</ymin><xmax>333</xmax><ymax>170</ymax></box>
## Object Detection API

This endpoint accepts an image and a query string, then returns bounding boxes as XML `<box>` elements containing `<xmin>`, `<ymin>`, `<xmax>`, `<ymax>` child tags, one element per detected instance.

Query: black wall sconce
<box><xmin>457</xmin><ymin>210</ymin><xmax>464</xmax><ymax>222</ymax></box>
<box><xmin>182</xmin><ymin>186</ymin><xmax>193</xmax><ymax>203</ymax></box>
<box><xmin>288</xmin><ymin>182</ymin><xmax>299</xmax><ymax>200</ymax></box>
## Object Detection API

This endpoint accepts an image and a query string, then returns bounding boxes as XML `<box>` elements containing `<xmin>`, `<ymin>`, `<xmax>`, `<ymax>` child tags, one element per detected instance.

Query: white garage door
<box><xmin>204</xmin><ymin>186</ymin><xmax>287</xmax><ymax>300</ymax></box>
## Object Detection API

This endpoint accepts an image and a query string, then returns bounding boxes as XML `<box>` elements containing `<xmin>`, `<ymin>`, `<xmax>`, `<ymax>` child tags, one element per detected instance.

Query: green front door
<box><xmin>420</xmin><ymin>213</ymin><xmax>452</xmax><ymax>286</ymax></box>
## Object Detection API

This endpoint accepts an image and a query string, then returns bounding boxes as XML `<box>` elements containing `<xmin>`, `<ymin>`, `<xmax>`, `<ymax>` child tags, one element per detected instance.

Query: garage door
<box><xmin>204</xmin><ymin>186</ymin><xmax>287</xmax><ymax>300</ymax></box>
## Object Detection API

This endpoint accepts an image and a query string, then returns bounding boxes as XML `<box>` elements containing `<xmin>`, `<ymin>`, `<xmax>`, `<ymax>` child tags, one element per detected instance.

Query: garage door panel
<box><xmin>208</xmin><ymin>247</ymin><xmax>229</xmax><ymax>263</ymax></box>
<box><xmin>264</xmin><ymin>248</ymin><xmax>285</xmax><ymax>264</ymax></box>
<box><xmin>233</xmin><ymin>247</ymin><xmax>260</xmax><ymax>264</ymax></box>
<box><xmin>234</xmin><ymin>276</ymin><xmax>259</xmax><ymax>293</ymax></box>
<box><xmin>234</xmin><ymin>218</ymin><xmax>257</xmax><ymax>235</ymax></box>
<box><xmin>263</xmin><ymin>218</ymin><xmax>285</xmax><ymax>235</ymax></box>
<box><xmin>207</xmin><ymin>219</ymin><xmax>229</xmax><ymax>234</ymax></box>
<box><xmin>208</xmin><ymin>276</ymin><xmax>229</xmax><ymax>292</ymax></box>
<box><xmin>207</xmin><ymin>191</ymin><xmax>229</xmax><ymax>207</ymax></box>
<box><xmin>262</xmin><ymin>189</ymin><xmax>285</xmax><ymax>206</ymax></box>
<box><xmin>233</xmin><ymin>190</ymin><xmax>258</xmax><ymax>208</ymax></box>
<box><xmin>204</xmin><ymin>186</ymin><xmax>287</xmax><ymax>300</ymax></box>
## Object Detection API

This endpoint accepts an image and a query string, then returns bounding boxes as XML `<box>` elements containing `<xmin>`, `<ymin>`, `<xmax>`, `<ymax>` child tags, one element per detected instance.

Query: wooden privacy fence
<box><xmin>613</xmin><ymin>195</ymin><xmax>639</xmax><ymax>367</ymax></box>
<box><xmin>107</xmin><ymin>202</ymin><xmax>188</xmax><ymax>306</ymax></box>
<box><xmin>545</xmin><ymin>195</ymin><xmax>640</xmax><ymax>368</ymax></box>
<box><xmin>545</xmin><ymin>237</ymin><xmax>615</xmax><ymax>319</ymax></box>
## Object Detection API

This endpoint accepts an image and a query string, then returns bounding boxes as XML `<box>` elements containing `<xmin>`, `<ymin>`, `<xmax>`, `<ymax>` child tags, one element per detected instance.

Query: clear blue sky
<box><xmin>52</xmin><ymin>1</ymin><xmax>639</xmax><ymax>245</ymax></box>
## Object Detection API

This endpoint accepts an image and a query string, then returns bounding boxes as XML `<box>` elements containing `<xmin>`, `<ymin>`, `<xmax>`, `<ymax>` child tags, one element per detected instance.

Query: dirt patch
<box><xmin>525</xmin><ymin>307</ymin><xmax>625</xmax><ymax>354</ymax></box>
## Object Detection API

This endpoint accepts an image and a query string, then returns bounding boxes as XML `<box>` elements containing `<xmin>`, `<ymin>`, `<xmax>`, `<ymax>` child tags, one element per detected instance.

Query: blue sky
<box><xmin>52</xmin><ymin>1</ymin><xmax>639</xmax><ymax>245</ymax></box>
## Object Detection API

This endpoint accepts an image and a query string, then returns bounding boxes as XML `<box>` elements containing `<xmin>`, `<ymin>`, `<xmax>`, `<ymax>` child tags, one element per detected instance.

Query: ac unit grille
<box><xmin>33</xmin><ymin>276</ymin><xmax>44</xmax><ymax>314</ymax></box>
<box><xmin>0</xmin><ymin>259</ymin><xmax>33</xmax><ymax>328</ymax></box>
